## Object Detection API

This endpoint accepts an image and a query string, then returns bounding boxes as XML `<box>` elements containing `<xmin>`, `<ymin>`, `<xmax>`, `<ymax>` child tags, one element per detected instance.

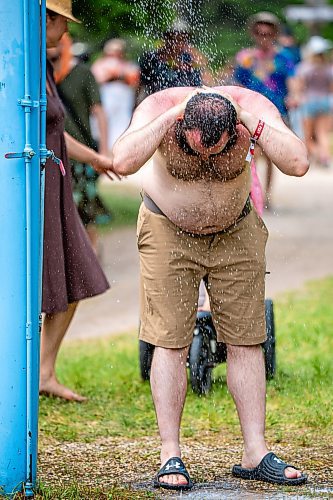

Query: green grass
<box><xmin>35</xmin><ymin>483</ymin><xmax>154</xmax><ymax>499</ymax></box>
<box><xmin>39</xmin><ymin>277</ymin><xmax>333</xmax><ymax>445</ymax></box>
<box><xmin>98</xmin><ymin>184</ymin><xmax>141</xmax><ymax>229</ymax></box>
<box><xmin>9</xmin><ymin>484</ymin><xmax>154</xmax><ymax>500</ymax></box>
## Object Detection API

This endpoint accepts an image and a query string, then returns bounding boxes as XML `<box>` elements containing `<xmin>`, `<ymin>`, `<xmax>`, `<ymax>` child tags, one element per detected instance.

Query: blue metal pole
<box><xmin>0</xmin><ymin>0</ymin><xmax>42</xmax><ymax>496</ymax></box>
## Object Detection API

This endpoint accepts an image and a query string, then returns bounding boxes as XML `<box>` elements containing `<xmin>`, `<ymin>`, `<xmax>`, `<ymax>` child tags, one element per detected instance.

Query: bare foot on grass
<box><xmin>39</xmin><ymin>376</ymin><xmax>87</xmax><ymax>402</ymax></box>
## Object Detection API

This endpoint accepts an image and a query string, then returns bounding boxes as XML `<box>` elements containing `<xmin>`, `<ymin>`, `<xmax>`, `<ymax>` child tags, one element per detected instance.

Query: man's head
<box><xmin>248</xmin><ymin>12</ymin><xmax>280</xmax><ymax>50</ymax></box>
<box><xmin>176</xmin><ymin>93</ymin><xmax>238</xmax><ymax>157</ymax></box>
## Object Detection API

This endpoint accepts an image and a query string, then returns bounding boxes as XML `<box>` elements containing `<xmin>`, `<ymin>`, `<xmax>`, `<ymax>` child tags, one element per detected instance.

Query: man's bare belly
<box><xmin>142</xmin><ymin>160</ymin><xmax>251</xmax><ymax>234</ymax></box>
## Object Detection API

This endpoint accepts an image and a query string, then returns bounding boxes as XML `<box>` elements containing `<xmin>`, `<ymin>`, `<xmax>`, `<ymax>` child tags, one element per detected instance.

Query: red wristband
<box><xmin>245</xmin><ymin>120</ymin><xmax>265</xmax><ymax>163</ymax></box>
<box><xmin>252</xmin><ymin>120</ymin><xmax>265</xmax><ymax>141</ymax></box>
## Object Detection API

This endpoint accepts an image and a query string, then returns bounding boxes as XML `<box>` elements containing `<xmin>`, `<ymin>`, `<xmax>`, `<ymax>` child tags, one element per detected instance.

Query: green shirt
<box><xmin>57</xmin><ymin>63</ymin><xmax>101</xmax><ymax>150</ymax></box>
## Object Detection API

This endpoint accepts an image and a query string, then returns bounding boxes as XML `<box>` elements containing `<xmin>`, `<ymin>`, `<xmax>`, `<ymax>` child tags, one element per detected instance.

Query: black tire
<box><xmin>139</xmin><ymin>340</ymin><xmax>154</xmax><ymax>380</ymax></box>
<box><xmin>263</xmin><ymin>298</ymin><xmax>276</xmax><ymax>379</ymax></box>
<box><xmin>188</xmin><ymin>330</ymin><xmax>213</xmax><ymax>395</ymax></box>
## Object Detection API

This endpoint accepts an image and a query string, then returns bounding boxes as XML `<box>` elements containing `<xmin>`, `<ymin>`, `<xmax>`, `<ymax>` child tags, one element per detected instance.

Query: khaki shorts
<box><xmin>137</xmin><ymin>203</ymin><xmax>268</xmax><ymax>348</ymax></box>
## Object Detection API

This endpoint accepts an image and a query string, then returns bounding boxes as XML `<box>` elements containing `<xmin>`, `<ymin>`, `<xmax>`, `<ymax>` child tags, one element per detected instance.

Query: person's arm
<box><xmin>286</xmin><ymin>73</ymin><xmax>304</xmax><ymax>109</ymax></box>
<box><xmin>91</xmin><ymin>103</ymin><xmax>109</xmax><ymax>155</ymax></box>
<box><xmin>64</xmin><ymin>132</ymin><xmax>119</xmax><ymax>178</ymax></box>
<box><xmin>216</xmin><ymin>86</ymin><xmax>309</xmax><ymax>177</ymax></box>
<box><xmin>111</xmin><ymin>92</ymin><xmax>186</xmax><ymax>175</ymax></box>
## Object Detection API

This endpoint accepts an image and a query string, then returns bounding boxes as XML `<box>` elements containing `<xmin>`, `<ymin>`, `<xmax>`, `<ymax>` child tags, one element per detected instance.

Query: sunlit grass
<box><xmin>39</xmin><ymin>277</ymin><xmax>333</xmax><ymax>445</ymax></box>
<box><xmin>98</xmin><ymin>183</ymin><xmax>141</xmax><ymax>229</ymax></box>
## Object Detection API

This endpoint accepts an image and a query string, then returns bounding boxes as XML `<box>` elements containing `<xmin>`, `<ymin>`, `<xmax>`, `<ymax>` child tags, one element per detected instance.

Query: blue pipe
<box><xmin>0</xmin><ymin>0</ymin><xmax>41</xmax><ymax>496</ymax></box>
<box><xmin>39</xmin><ymin>0</ymin><xmax>46</xmax><ymax>315</ymax></box>
<box><xmin>23</xmin><ymin>0</ymin><xmax>34</xmax><ymax>495</ymax></box>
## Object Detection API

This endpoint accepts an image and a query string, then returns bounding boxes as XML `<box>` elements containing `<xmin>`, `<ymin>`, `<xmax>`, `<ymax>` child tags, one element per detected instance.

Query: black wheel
<box><xmin>262</xmin><ymin>298</ymin><xmax>276</xmax><ymax>379</ymax></box>
<box><xmin>139</xmin><ymin>340</ymin><xmax>154</xmax><ymax>380</ymax></box>
<box><xmin>188</xmin><ymin>328</ymin><xmax>213</xmax><ymax>395</ymax></box>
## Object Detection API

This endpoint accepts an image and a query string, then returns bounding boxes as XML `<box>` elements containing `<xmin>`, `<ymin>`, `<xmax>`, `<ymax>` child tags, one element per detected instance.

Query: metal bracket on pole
<box><xmin>18</xmin><ymin>98</ymin><xmax>40</xmax><ymax>109</ymax></box>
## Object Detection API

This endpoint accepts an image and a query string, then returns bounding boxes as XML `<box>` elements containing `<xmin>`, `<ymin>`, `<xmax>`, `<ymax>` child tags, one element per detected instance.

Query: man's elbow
<box><xmin>112</xmin><ymin>157</ymin><xmax>130</xmax><ymax>176</ymax></box>
<box><xmin>292</xmin><ymin>159</ymin><xmax>310</xmax><ymax>177</ymax></box>
<box><xmin>112</xmin><ymin>150</ymin><xmax>135</xmax><ymax>176</ymax></box>
<box><xmin>293</xmin><ymin>149</ymin><xmax>310</xmax><ymax>177</ymax></box>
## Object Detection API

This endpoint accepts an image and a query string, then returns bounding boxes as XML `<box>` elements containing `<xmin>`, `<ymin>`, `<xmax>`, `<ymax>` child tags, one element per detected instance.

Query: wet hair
<box><xmin>175</xmin><ymin>93</ymin><xmax>238</xmax><ymax>155</ymax></box>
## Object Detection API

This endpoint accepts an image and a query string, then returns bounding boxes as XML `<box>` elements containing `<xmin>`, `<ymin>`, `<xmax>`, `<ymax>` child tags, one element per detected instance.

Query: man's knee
<box><xmin>153</xmin><ymin>345</ymin><xmax>190</xmax><ymax>361</ymax></box>
<box><xmin>226</xmin><ymin>343</ymin><xmax>263</xmax><ymax>359</ymax></box>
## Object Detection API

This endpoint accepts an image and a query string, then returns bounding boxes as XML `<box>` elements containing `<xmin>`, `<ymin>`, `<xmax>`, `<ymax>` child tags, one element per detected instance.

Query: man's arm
<box><xmin>111</xmin><ymin>92</ymin><xmax>184</xmax><ymax>175</ymax></box>
<box><xmin>217</xmin><ymin>86</ymin><xmax>309</xmax><ymax>177</ymax></box>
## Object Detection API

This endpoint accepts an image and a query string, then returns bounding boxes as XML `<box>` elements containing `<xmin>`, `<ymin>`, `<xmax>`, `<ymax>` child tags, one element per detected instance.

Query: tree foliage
<box><xmin>71</xmin><ymin>0</ymin><xmax>330</xmax><ymax>67</ymax></box>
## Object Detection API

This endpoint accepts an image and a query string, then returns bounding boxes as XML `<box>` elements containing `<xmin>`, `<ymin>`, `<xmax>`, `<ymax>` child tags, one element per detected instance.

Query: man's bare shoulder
<box><xmin>214</xmin><ymin>85</ymin><xmax>262</xmax><ymax>101</ymax></box>
<box><xmin>214</xmin><ymin>85</ymin><xmax>281</xmax><ymax>119</ymax></box>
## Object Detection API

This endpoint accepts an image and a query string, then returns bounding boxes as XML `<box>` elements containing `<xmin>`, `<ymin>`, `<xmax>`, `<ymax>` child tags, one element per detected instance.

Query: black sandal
<box><xmin>232</xmin><ymin>452</ymin><xmax>308</xmax><ymax>485</ymax></box>
<box><xmin>153</xmin><ymin>456</ymin><xmax>193</xmax><ymax>491</ymax></box>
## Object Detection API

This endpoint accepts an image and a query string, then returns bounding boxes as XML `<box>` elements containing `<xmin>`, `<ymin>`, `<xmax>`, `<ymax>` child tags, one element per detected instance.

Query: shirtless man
<box><xmin>112</xmin><ymin>86</ymin><xmax>309</xmax><ymax>490</ymax></box>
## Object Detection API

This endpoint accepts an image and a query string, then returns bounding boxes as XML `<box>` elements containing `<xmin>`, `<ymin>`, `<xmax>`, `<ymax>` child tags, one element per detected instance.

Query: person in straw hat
<box><xmin>39</xmin><ymin>0</ymin><xmax>118</xmax><ymax>401</ymax></box>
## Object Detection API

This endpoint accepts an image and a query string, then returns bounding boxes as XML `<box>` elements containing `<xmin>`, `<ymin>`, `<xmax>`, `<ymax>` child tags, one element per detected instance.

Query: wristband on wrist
<box><xmin>245</xmin><ymin>120</ymin><xmax>265</xmax><ymax>162</ymax></box>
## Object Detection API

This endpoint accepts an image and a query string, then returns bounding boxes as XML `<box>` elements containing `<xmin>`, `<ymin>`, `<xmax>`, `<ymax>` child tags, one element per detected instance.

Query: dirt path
<box><xmin>38</xmin><ymin>431</ymin><xmax>333</xmax><ymax>498</ymax></box>
<box><xmin>67</xmin><ymin>166</ymin><xmax>333</xmax><ymax>341</ymax></box>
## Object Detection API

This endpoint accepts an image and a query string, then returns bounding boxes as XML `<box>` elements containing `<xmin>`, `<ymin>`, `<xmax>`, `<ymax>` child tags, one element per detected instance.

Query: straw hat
<box><xmin>46</xmin><ymin>0</ymin><xmax>81</xmax><ymax>23</ymax></box>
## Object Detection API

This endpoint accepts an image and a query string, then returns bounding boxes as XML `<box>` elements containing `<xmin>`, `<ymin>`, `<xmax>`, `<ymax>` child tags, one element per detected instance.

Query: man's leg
<box><xmin>40</xmin><ymin>302</ymin><xmax>86</xmax><ymax>402</ymax></box>
<box><xmin>150</xmin><ymin>346</ymin><xmax>189</xmax><ymax>487</ymax></box>
<box><xmin>227</xmin><ymin>344</ymin><xmax>302</xmax><ymax>479</ymax></box>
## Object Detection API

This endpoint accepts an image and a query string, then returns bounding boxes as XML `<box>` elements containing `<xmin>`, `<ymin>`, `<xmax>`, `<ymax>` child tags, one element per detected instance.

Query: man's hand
<box><xmin>175</xmin><ymin>88</ymin><xmax>202</xmax><ymax>118</ymax></box>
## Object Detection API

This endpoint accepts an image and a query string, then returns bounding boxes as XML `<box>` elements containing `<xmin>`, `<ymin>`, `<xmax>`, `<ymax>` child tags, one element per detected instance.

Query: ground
<box><xmin>38</xmin><ymin>432</ymin><xmax>332</xmax><ymax>498</ymax></box>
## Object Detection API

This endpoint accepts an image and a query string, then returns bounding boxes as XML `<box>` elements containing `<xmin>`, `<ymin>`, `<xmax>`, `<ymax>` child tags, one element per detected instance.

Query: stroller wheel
<box><xmin>263</xmin><ymin>298</ymin><xmax>276</xmax><ymax>379</ymax></box>
<box><xmin>139</xmin><ymin>340</ymin><xmax>154</xmax><ymax>380</ymax></box>
<box><xmin>189</xmin><ymin>328</ymin><xmax>213</xmax><ymax>395</ymax></box>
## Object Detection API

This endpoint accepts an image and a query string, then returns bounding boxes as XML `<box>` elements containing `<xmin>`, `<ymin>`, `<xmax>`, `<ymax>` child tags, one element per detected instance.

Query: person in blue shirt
<box><xmin>234</xmin><ymin>12</ymin><xmax>295</xmax><ymax>207</ymax></box>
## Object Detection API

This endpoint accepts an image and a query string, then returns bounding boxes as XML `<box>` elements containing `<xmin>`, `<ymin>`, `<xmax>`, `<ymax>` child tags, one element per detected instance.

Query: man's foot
<box><xmin>233</xmin><ymin>451</ymin><xmax>307</xmax><ymax>485</ymax></box>
<box><xmin>242</xmin><ymin>450</ymin><xmax>302</xmax><ymax>480</ymax></box>
<box><xmin>154</xmin><ymin>456</ymin><xmax>193</xmax><ymax>490</ymax></box>
<box><xmin>39</xmin><ymin>376</ymin><xmax>87</xmax><ymax>402</ymax></box>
